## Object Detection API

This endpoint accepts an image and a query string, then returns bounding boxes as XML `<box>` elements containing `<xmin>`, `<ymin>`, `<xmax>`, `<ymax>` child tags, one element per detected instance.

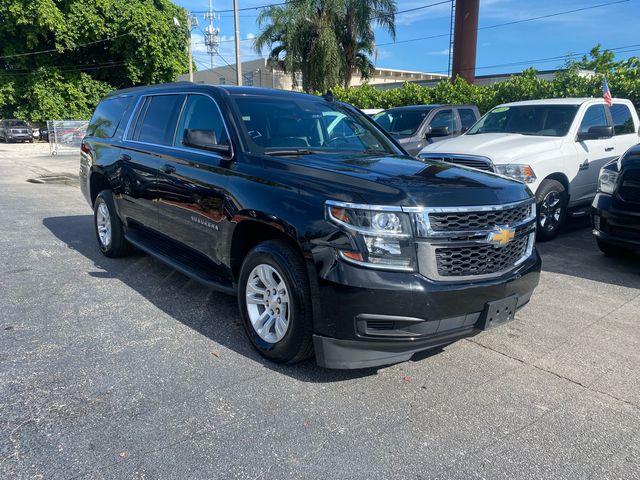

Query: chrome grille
<box><xmin>420</xmin><ymin>154</ymin><xmax>494</xmax><ymax>171</ymax></box>
<box><xmin>429</xmin><ymin>204</ymin><xmax>531</xmax><ymax>231</ymax></box>
<box><xmin>435</xmin><ymin>236</ymin><xmax>529</xmax><ymax>277</ymax></box>
<box><xmin>618</xmin><ymin>169</ymin><xmax>640</xmax><ymax>203</ymax></box>
<box><xmin>412</xmin><ymin>199</ymin><xmax>536</xmax><ymax>282</ymax></box>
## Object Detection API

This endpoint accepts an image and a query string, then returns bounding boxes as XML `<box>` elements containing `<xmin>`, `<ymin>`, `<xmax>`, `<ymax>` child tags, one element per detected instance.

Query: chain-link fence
<box><xmin>47</xmin><ymin>120</ymin><xmax>89</xmax><ymax>156</ymax></box>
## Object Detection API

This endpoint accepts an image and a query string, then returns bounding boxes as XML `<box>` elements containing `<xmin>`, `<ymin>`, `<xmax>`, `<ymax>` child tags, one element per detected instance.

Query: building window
<box><xmin>243</xmin><ymin>72</ymin><xmax>254</xmax><ymax>87</ymax></box>
<box><xmin>218</xmin><ymin>77</ymin><xmax>226</xmax><ymax>85</ymax></box>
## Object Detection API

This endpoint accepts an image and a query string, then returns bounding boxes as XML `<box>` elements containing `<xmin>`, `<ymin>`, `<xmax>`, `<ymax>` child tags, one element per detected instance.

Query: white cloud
<box><xmin>429</xmin><ymin>48</ymin><xmax>451</xmax><ymax>56</ymax></box>
<box><xmin>191</xmin><ymin>32</ymin><xmax>264</xmax><ymax>70</ymax></box>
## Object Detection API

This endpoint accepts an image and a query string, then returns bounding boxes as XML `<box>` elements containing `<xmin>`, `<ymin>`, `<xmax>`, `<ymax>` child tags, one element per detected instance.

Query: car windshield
<box><xmin>373</xmin><ymin>108</ymin><xmax>433</xmax><ymax>136</ymax></box>
<box><xmin>231</xmin><ymin>95</ymin><xmax>398</xmax><ymax>156</ymax></box>
<box><xmin>5</xmin><ymin>120</ymin><xmax>28</xmax><ymax>127</ymax></box>
<box><xmin>467</xmin><ymin>105</ymin><xmax>579</xmax><ymax>137</ymax></box>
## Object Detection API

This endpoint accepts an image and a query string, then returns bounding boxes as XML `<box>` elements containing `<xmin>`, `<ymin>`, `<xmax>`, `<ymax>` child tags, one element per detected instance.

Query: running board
<box><xmin>125</xmin><ymin>230</ymin><xmax>236</xmax><ymax>296</ymax></box>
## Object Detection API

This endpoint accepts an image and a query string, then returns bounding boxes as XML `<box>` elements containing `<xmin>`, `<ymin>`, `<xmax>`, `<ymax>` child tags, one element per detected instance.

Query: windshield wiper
<box><xmin>264</xmin><ymin>149</ymin><xmax>316</xmax><ymax>156</ymax></box>
<box><xmin>362</xmin><ymin>148</ymin><xmax>390</xmax><ymax>155</ymax></box>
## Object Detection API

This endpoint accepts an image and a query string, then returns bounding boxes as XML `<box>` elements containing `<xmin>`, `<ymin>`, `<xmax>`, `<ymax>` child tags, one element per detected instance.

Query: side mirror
<box><xmin>576</xmin><ymin>125</ymin><xmax>613</xmax><ymax>142</ymax></box>
<box><xmin>460</xmin><ymin>126</ymin><xmax>469</xmax><ymax>133</ymax></box>
<box><xmin>426</xmin><ymin>126</ymin><xmax>450</xmax><ymax>138</ymax></box>
<box><xmin>183</xmin><ymin>129</ymin><xmax>231</xmax><ymax>155</ymax></box>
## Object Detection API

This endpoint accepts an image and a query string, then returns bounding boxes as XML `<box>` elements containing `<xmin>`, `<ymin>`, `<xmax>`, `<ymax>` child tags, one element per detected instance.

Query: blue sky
<box><xmin>174</xmin><ymin>0</ymin><xmax>640</xmax><ymax>76</ymax></box>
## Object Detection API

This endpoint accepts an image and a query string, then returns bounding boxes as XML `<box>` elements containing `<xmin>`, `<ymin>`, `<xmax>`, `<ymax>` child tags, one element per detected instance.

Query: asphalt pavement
<box><xmin>1</xmin><ymin>143</ymin><xmax>639</xmax><ymax>479</ymax></box>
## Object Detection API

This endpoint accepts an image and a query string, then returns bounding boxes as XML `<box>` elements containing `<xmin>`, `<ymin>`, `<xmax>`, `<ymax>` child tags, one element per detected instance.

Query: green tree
<box><xmin>0</xmin><ymin>0</ymin><xmax>190</xmax><ymax>121</ymax></box>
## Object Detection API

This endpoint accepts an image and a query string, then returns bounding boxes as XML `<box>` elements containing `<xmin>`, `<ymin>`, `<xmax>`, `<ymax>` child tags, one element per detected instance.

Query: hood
<box><xmin>420</xmin><ymin>133</ymin><xmax>564</xmax><ymax>164</ymax></box>
<box><xmin>263</xmin><ymin>153</ymin><xmax>531</xmax><ymax>208</ymax></box>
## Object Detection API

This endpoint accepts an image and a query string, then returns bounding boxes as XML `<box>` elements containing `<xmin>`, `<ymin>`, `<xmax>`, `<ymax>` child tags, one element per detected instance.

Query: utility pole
<box><xmin>233</xmin><ymin>0</ymin><xmax>242</xmax><ymax>86</ymax></box>
<box><xmin>187</xmin><ymin>13</ymin><xmax>193</xmax><ymax>82</ymax></box>
<box><xmin>451</xmin><ymin>0</ymin><xmax>480</xmax><ymax>84</ymax></box>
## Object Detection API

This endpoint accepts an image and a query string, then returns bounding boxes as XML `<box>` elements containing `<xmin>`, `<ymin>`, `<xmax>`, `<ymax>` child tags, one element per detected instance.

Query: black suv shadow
<box><xmin>44</xmin><ymin>215</ymin><xmax>439</xmax><ymax>382</ymax></box>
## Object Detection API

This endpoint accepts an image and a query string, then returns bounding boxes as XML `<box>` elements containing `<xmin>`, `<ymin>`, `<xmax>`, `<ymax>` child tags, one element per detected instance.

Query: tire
<box><xmin>238</xmin><ymin>239</ymin><xmax>314</xmax><ymax>364</ymax></box>
<box><xmin>536</xmin><ymin>179</ymin><xmax>568</xmax><ymax>242</ymax></box>
<box><xmin>93</xmin><ymin>190</ymin><xmax>131</xmax><ymax>258</ymax></box>
<box><xmin>597</xmin><ymin>239</ymin><xmax>633</xmax><ymax>257</ymax></box>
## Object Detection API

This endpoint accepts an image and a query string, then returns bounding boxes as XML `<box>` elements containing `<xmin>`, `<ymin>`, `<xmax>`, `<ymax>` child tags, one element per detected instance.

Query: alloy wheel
<box><xmin>245</xmin><ymin>264</ymin><xmax>290</xmax><ymax>343</ymax></box>
<box><xmin>539</xmin><ymin>191</ymin><xmax>562</xmax><ymax>231</ymax></box>
<box><xmin>96</xmin><ymin>201</ymin><xmax>112</xmax><ymax>248</ymax></box>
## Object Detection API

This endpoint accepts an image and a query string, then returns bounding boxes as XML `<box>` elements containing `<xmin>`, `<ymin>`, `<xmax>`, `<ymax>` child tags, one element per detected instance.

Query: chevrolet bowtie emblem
<box><xmin>489</xmin><ymin>226</ymin><xmax>515</xmax><ymax>247</ymax></box>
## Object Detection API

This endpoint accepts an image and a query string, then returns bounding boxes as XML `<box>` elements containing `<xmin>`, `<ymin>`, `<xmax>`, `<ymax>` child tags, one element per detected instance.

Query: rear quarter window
<box><xmin>611</xmin><ymin>104</ymin><xmax>636</xmax><ymax>135</ymax></box>
<box><xmin>88</xmin><ymin>96</ymin><xmax>132</xmax><ymax>138</ymax></box>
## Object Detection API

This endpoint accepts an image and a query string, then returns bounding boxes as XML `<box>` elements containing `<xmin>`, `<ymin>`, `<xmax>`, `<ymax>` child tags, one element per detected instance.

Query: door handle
<box><xmin>160</xmin><ymin>164</ymin><xmax>176</xmax><ymax>174</ymax></box>
<box><xmin>605</xmin><ymin>146</ymin><xmax>614</xmax><ymax>152</ymax></box>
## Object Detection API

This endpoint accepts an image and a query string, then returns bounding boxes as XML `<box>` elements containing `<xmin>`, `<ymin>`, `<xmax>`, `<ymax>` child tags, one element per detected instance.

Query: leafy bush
<box><xmin>333</xmin><ymin>48</ymin><xmax>640</xmax><ymax>114</ymax></box>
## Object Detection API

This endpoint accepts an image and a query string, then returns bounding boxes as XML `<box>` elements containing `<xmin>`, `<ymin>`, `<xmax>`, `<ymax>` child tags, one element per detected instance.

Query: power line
<box><xmin>430</xmin><ymin>42</ymin><xmax>640</xmax><ymax>74</ymax></box>
<box><xmin>378</xmin><ymin>0</ymin><xmax>630</xmax><ymax>47</ymax></box>
<box><xmin>0</xmin><ymin>61</ymin><xmax>128</xmax><ymax>77</ymax></box>
<box><xmin>0</xmin><ymin>33</ymin><xmax>133</xmax><ymax>60</ymax></box>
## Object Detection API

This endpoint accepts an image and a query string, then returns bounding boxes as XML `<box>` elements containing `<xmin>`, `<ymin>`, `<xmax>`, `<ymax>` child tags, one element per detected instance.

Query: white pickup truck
<box><xmin>418</xmin><ymin>98</ymin><xmax>640</xmax><ymax>240</ymax></box>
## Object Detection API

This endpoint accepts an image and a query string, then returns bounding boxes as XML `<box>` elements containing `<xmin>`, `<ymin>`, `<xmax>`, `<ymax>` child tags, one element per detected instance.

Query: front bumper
<box><xmin>591</xmin><ymin>193</ymin><xmax>640</xmax><ymax>250</ymax></box>
<box><xmin>313</xmin><ymin>250</ymin><xmax>541</xmax><ymax>369</ymax></box>
<box><xmin>6</xmin><ymin>133</ymin><xmax>32</xmax><ymax>141</ymax></box>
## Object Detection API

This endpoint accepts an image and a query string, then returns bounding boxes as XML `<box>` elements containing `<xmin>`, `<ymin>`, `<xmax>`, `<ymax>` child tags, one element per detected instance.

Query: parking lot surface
<box><xmin>1</xmin><ymin>143</ymin><xmax>639</xmax><ymax>479</ymax></box>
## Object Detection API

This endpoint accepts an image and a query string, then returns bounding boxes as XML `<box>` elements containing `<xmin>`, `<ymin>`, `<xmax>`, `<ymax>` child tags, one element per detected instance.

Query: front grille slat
<box><xmin>618</xmin><ymin>169</ymin><xmax>640</xmax><ymax>203</ymax></box>
<box><xmin>429</xmin><ymin>204</ymin><xmax>531</xmax><ymax>232</ymax></box>
<box><xmin>420</xmin><ymin>155</ymin><xmax>494</xmax><ymax>171</ymax></box>
<box><xmin>435</xmin><ymin>237</ymin><xmax>529</xmax><ymax>277</ymax></box>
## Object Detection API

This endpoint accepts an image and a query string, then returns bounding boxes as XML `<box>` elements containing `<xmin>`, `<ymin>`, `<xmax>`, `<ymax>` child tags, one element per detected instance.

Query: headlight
<box><xmin>598</xmin><ymin>168</ymin><xmax>618</xmax><ymax>194</ymax></box>
<box><xmin>494</xmin><ymin>164</ymin><xmax>537</xmax><ymax>184</ymax></box>
<box><xmin>326</xmin><ymin>201</ymin><xmax>416</xmax><ymax>271</ymax></box>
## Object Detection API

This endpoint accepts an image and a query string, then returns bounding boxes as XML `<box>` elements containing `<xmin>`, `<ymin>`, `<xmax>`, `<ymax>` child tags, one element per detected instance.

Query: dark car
<box><xmin>0</xmin><ymin>119</ymin><xmax>34</xmax><ymax>143</ymax></box>
<box><xmin>372</xmin><ymin>104</ymin><xmax>480</xmax><ymax>156</ymax></box>
<box><xmin>80</xmin><ymin>83</ymin><xmax>540</xmax><ymax>369</ymax></box>
<box><xmin>592</xmin><ymin>144</ymin><xmax>640</xmax><ymax>255</ymax></box>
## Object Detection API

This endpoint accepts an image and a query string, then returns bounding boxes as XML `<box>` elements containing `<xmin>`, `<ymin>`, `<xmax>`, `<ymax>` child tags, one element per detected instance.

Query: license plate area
<box><xmin>479</xmin><ymin>295</ymin><xmax>518</xmax><ymax>330</ymax></box>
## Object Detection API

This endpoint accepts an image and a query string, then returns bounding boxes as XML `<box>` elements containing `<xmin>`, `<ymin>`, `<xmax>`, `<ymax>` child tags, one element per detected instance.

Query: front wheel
<box><xmin>238</xmin><ymin>240</ymin><xmax>314</xmax><ymax>364</ymax></box>
<box><xmin>536</xmin><ymin>179</ymin><xmax>568</xmax><ymax>242</ymax></box>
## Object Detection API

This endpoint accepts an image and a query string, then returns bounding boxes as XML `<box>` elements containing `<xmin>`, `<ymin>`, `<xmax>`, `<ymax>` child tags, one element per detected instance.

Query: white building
<box><xmin>176</xmin><ymin>58</ymin><xmax>447</xmax><ymax>89</ymax></box>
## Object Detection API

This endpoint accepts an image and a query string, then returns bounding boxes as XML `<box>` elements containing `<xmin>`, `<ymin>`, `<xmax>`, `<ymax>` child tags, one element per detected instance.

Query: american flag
<box><xmin>603</xmin><ymin>77</ymin><xmax>612</xmax><ymax>107</ymax></box>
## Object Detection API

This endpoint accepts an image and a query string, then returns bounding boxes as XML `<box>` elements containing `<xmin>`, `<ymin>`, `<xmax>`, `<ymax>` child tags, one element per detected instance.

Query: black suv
<box><xmin>80</xmin><ymin>83</ymin><xmax>541</xmax><ymax>369</ymax></box>
<box><xmin>592</xmin><ymin>144</ymin><xmax>640</xmax><ymax>255</ymax></box>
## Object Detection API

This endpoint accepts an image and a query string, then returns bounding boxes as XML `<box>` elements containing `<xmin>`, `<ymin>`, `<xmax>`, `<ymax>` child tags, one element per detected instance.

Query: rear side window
<box><xmin>174</xmin><ymin>95</ymin><xmax>229</xmax><ymax>148</ymax></box>
<box><xmin>134</xmin><ymin>94</ymin><xmax>185</xmax><ymax>145</ymax></box>
<box><xmin>88</xmin><ymin>97</ymin><xmax>132</xmax><ymax>138</ymax></box>
<box><xmin>611</xmin><ymin>104</ymin><xmax>635</xmax><ymax>135</ymax></box>
<box><xmin>579</xmin><ymin>105</ymin><xmax>609</xmax><ymax>133</ymax></box>
<box><xmin>458</xmin><ymin>108</ymin><xmax>478</xmax><ymax>130</ymax></box>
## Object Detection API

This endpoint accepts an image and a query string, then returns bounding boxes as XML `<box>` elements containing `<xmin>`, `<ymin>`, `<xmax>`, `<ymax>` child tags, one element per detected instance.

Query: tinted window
<box><xmin>468</xmin><ymin>105</ymin><xmax>579</xmax><ymax>137</ymax></box>
<box><xmin>611</xmin><ymin>104</ymin><xmax>635</xmax><ymax>135</ymax></box>
<box><xmin>579</xmin><ymin>105</ymin><xmax>609</xmax><ymax>134</ymax></box>
<box><xmin>430</xmin><ymin>109</ymin><xmax>455</xmax><ymax>132</ymax></box>
<box><xmin>373</xmin><ymin>108</ymin><xmax>432</xmax><ymax>136</ymax></box>
<box><xmin>175</xmin><ymin>95</ymin><xmax>229</xmax><ymax>148</ymax></box>
<box><xmin>459</xmin><ymin>108</ymin><xmax>477</xmax><ymax>130</ymax></box>
<box><xmin>88</xmin><ymin>97</ymin><xmax>132</xmax><ymax>138</ymax></box>
<box><xmin>136</xmin><ymin>95</ymin><xmax>184</xmax><ymax>145</ymax></box>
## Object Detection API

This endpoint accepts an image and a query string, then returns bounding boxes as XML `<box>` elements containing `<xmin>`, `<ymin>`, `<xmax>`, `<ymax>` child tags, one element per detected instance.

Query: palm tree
<box><xmin>338</xmin><ymin>0</ymin><xmax>396</xmax><ymax>88</ymax></box>
<box><xmin>254</xmin><ymin>0</ymin><xmax>396</xmax><ymax>92</ymax></box>
<box><xmin>254</xmin><ymin>0</ymin><xmax>343</xmax><ymax>92</ymax></box>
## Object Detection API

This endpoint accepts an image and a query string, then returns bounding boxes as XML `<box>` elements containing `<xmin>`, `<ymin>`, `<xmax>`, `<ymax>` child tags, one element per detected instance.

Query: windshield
<box><xmin>467</xmin><ymin>105</ymin><xmax>579</xmax><ymax>137</ymax></box>
<box><xmin>373</xmin><ymin>108</ymin><xmax>432</xmax><ymax>136</ymax></box>
<box><xmin>231</xmin><ymin>95</ymin><xmax>398</xmax><ymax>156</ymax></box>
<box><xmin>5</xmin><ymin>120</ymin><xmax>28</xmax><ymax>127</ymax></box>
